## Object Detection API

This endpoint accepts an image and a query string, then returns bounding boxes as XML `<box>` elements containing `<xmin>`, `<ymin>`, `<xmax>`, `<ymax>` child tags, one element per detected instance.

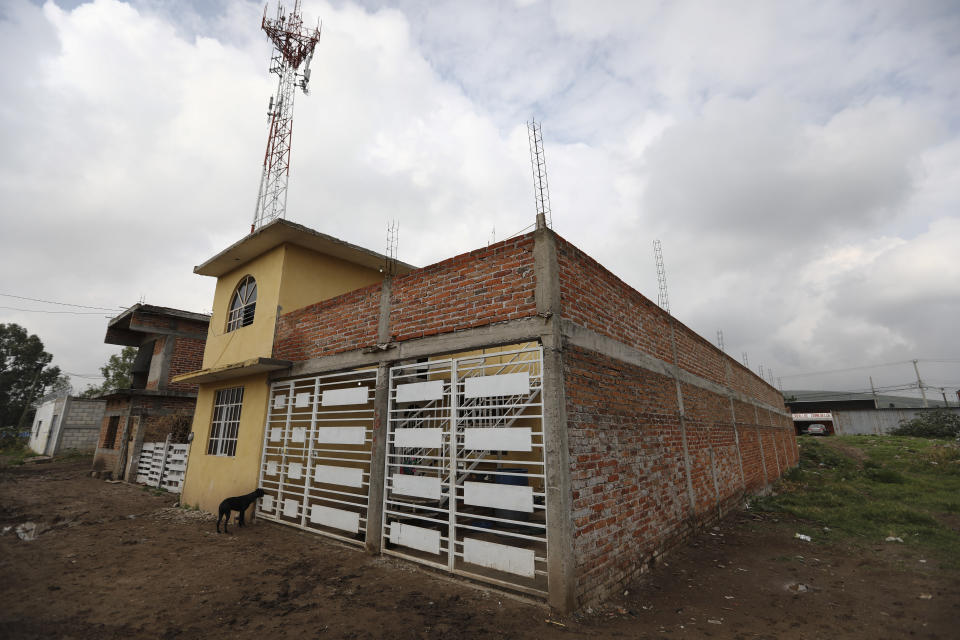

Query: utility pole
<box><xmin>940</xmin><ymin>388</ymin><xmax>949</xmax><ymax>407</ymax></box>
<box><xmin>912</xmin><ymin>359</ymin><xmax>928</xmax><ymax>408</ymax></box>
<box><xmin>869</xmin><ymin>376</ymin><xmax>880</xmax><ymax>408</ymax></box>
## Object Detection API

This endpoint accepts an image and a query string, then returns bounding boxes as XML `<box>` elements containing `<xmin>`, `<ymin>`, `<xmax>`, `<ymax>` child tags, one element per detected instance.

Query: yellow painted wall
<box><xmin>181</xmin><ymin>372</ymin><xmax>270</xmax><ymax>513</ymax></box>
<box><xmin>202</xmin><ymin>246</ymin><xmax>286</xmax><ymax>369</ymax></box>
<box><xmin>277</xmin><ymin>243</ymin><xmax>383</xmax><ymax>314</ymax></box>
<box><xmin>186</xmin><ymin>241</ymin><xmax>385</xmax><ymax>514</ymax></box>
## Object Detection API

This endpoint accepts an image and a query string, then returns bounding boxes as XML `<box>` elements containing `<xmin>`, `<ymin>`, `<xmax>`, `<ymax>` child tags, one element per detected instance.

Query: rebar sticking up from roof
<box><xmin>385</xmin><ymin>219</ymin><xmax>399</xmax><ymax>276</ymax></box>
<box><xmin>527</xmin><ymin>119</ymin><xmax>552</xmax><ymax>231</ymax></box>
<box><xmin>717</xmin><ymin>330</ymin><xmax>725</xmax><ymax>353</ymax></box>
<box><xmin>654</xmin><ymin>239</ymin><xmax>670</xmax><ymax>314</ymax></box>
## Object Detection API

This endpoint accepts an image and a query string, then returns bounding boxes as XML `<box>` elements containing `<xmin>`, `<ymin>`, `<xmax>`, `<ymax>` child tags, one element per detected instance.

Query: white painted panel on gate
<box><xmin>266</xmin><ymin>461</ymin><xmax>278</xmax><ymax>476</ymax></box>
<box><xmin>463</xmin><ymin>538</ymin><xmax>535</xmax><ymax>577</ymax></box>
<box><xmin>273</xmin><ymin>395</ymin><xmax>286</xmax><ymax>410</ymax></box>
<box><xmin>314</xmin><ymin>464</ymin><xmax>364</xmax><ymax>487</ymax></box>
<box><xmin>283</xmin><ymin>498</ymin><xmax>298</xmax><ymax>518</ymax></box>
<box><xmin>269</xmin><ymin>427</ymin><xmax>282</xmax><ymax>442</ymax></box>
<box><xmin>321</xmin><ymin>387</ymin><xmax>369</xmax><ymax>406</ymax></box>
<box><xmin>394</xmin><ymin>428</ymin><xmax>442</xmax><ymax>449</ymax></box>
<box><xmin>315</xmin><ymin>427</ymin><xmax>366</xmax><ymax>445</ymax></box>
<box><xmin>463</xmin><ymin>372</ymin><xmax>529</xmax><ymax>398</ymax></box>
<box><xmin>287</xmin><ymin>462</ymin><xmax>303</xmax><ymax>480</ymax></box>
<box><xmin>261</xmin><ymin>495</ymin><xmax>274</xmax><ymax>512</ymax></box>
<box><xmin>295</xmin><ymin>392</ymin><xmax>311</xmax><ymax>408</ymax></box>
<box><xmin>463</xmin><ymin>427</ymin><xmax>532</xmax><ymax>452</ymax></box>
<box><xmin>392</xmin><ymin>473</ymin><xmax>442</xmax><ymax>500</ymax></box>
<box><xmin>463</xmin><ymin>481</ymin><xmax>533</xmax><ymax>512</ymax></box>
<box><xmin>389</xmin><ymin>522</ymin><xmax>441</xmax><ymax>555</ymax></box>
<box><xmin>291</xmin><ymin>427</ymin><xmax>306</xmax><ymax>443</ymax></box>
<box><xmin>395</xmin><ymin>380</ymin><xmax>445</xmax><ymax>403</ymax></box>
<box><xmin>309</xmin><ymin>505</ymin><xmax>360</xmax><ymax>533</ymax></box>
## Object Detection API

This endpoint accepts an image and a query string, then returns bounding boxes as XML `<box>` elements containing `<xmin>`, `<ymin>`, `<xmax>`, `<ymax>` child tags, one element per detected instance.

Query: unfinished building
<box><xmin>176</xmin><ymin>219</ymin><xmax>796</xmax><ymax>611</ymax></box>
<box><xmin>92</xmin><ymin>304</ymin><xmax>209</xmax><ymax>480</ymax></box>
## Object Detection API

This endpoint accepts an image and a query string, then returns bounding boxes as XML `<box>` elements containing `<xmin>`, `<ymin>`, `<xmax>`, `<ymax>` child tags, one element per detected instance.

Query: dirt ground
<box><xmin>1</xmin><ymin>457</ymin><xmax>956</xmax><ymax>640</ymax></box>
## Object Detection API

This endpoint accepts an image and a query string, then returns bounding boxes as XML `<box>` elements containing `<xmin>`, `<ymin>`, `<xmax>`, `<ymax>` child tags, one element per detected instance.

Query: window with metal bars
<box><xmin>226</xmin><ymin>275</ymin><xmax>257</xmax><ymax>332</ymax></box>
<box><xmin>207</xmin><ymin>387</ymin><xmax>244</xmax><ymax>456</ymax></box>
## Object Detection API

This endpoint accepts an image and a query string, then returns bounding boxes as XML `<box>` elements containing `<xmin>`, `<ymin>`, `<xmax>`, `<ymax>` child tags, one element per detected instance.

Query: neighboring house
<box><xmin>28</xmin><ymin>391</ymin><xmax>105</xmax><ymax>456</ymax></box>
<box><xmin>91</xmin><ymin>304</ymin><xmax>209</xmax><ymax>481</ymax></box>
<box><xmin>175</xmin><ymin>218</ymin><xmax>796</xmax><ymax>611</ymax></box>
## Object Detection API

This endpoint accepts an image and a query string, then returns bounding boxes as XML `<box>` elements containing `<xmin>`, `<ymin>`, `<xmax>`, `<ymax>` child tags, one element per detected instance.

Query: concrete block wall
<box><xmin>56</xmin><ymin>397</ymin><xmax>105</xmax><ymax>452</ymax></box>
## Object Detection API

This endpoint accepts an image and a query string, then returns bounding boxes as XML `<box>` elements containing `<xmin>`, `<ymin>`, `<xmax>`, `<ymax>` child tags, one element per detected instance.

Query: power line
<box><xmin>62</xmin><ymin>371</ymin><xmax>106</xmax><ymax>379</ymax></box>
<box><xmin>0</xmin><ymin>305</ymin><xmax>112</xmax><ymax>316</ymax></box>
<box><xmin>0</xmin><ymin>292</ymin><xmax>123</xmax><ymax>311</ymax></box>
<box><xmin>780</xmin><ymin>360</ymin><xmax>916</xmax><ymax>379</ymax></box>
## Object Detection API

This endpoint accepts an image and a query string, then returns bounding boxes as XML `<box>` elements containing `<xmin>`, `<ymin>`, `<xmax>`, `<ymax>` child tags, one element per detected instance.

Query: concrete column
<box><xmin>377</xmin><ymin>278</ymin><xmax>393</xmax><ymax>345</ymax></box>
<box><xmin>365</xmin><ymin>362</ymin><xmax>390</xmax><ymax>554</ymax></box>
<box><xmin>667</xmin><ymin>321</ymin><xmax>698</xmax><ymax>517</ymax></box>
<box><xmin>533</xmin><ymin>229</ymin><xmax>576</xmax><ymax>612</ymax></box>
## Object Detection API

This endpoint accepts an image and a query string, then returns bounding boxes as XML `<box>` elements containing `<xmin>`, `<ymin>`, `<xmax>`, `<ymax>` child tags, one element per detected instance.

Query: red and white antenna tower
<box><xmin>252</xmin><ymin>1</ymin><xmax>321</xmax><ymax>232</ymax></box>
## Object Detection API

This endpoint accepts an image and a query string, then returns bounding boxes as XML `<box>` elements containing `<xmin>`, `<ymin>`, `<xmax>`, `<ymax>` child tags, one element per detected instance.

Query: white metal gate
<box><xmin>382</xmin><ymin>346</ymin><xmax>548</xmax><ymax>596</ymax></box>
<box><xmin>257</xmin><ymin>368</ymin><xmax>377</xmax><ymax>545</ymax></box>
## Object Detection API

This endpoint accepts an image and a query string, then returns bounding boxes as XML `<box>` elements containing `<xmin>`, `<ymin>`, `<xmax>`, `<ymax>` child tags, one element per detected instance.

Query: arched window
<box><xmin>227</xmin><ymin>275</ymin><xmax>257</xmax><ymax>331</ymax></box>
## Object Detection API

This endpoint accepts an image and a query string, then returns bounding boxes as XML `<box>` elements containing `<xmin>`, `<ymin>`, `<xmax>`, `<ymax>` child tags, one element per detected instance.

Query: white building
<box><xmin>28</xmin><ymin>392</ymin><xmax>105</xmax><ymax>456</ymax></box>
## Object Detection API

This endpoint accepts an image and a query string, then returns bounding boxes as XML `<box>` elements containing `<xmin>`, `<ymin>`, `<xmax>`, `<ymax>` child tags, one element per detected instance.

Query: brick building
<box><xmin>177</xmin><ymin>219</ymin><xmax>796</xmax><ymax>611</ymax></box>
<box><xmin>92</xmin><ymin>304</ymin><xmax>209</xmax><ymax>480</ymax></box>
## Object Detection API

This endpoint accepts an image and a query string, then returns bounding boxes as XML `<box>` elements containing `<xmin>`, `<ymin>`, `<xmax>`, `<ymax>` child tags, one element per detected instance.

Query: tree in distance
<box><xmin>79</xmin><ymin>346</ymin><xmax>136</xmax><ymax>398</ymax></box>
<box><xmin>0</xmin><ymin>323</ymin><xmax>61</xmax><ymax>435</ymax></box>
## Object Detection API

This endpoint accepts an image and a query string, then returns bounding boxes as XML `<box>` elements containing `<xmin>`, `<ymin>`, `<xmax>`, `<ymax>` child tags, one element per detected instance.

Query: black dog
<box><xmin>216</xmin><ymin>488</ymin><xmax>265</xmax><ymax>533</ymax></box>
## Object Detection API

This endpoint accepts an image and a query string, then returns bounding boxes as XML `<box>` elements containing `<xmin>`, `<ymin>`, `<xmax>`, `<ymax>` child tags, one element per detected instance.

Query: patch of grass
<box><xmin>758</xmin><ymin>436</ymin><xmax>960</xmax><ymax>566</ymax></box>
<box><xmin>0</xmin><ymin>442</ymin><xmax>36</xmax><ymax>466</ymax></box>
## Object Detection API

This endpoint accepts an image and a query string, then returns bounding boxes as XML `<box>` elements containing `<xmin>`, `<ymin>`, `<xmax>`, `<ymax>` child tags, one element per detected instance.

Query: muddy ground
<box><xmin>0</xmin><ymin>457</ymin><xmax>955</xmax><ymax>639</ymax></box>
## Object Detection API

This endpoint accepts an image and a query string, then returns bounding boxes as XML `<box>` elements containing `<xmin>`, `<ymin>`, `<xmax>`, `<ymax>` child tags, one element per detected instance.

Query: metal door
<box><xmin>382</xmin><ymin>346</ymin><xmax>548</xmax><ymax>596</ymax></box>
<box><xmin>257</xmin><ymin>368</ymin><xmax>377</xmax><ymax>545</ymax></box>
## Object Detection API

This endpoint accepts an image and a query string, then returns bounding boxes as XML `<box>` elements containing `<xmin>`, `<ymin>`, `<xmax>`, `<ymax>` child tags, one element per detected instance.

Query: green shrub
<box><xmin>891</xmin><ymin>409</ymin><xmax>960</xmax><ymax>439</ymax></box>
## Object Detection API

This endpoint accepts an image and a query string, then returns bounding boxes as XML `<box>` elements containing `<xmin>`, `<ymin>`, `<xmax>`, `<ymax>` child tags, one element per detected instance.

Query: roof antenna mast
<box><xmin>527</xmin><ymin>119</ymin><xmax>553</xmax><ymax>231</ymax></box>
<box><xmin>252</xmin><ymin>1</ymin><xmax>321</xmax><ymax>233</ymax></box>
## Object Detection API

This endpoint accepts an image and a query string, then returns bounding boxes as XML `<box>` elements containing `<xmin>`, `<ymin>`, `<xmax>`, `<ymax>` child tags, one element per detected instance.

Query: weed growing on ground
<box><xmin>756</xmin><ymin>435</ymin><xmax>960</xmax><ymax>566</ymax></box>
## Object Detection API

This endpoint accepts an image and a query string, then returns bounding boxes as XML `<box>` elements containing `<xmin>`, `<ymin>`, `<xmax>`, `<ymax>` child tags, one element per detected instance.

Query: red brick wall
<box><xmin>557</xmin><ymin>237</ymin><xmax>674</xmax><ymax>364</ymax></box>
<box><xmin>274</xmin><ymin>283</ymin><xmax>383</xmax><ymax>361</ymax></box>
<box><xmin>273</xmin><ymin>235</ymin><xmax>538</xmax><ymax>359</ymax></box>
<box><xmin>556</xmin><ymin>235</ymin><xmax>785</xmax><ymax>408</ymax></box>
<box><xmin>387</xmin><ymin>235</ymin><xmax>536</xmax><ymax>342</ymax></box>
<box><xmin>167</xmin><ymin>336</ymin><xmax>205</xmax><ymax>392</ymax></box>
<box><xmin>563</xmin><ymin>345</ymin><xmax>793</xmax><ymax>606</ymax></box>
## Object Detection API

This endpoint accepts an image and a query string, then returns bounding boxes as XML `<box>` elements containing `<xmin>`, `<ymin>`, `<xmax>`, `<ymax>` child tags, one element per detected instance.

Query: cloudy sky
<box><xmin>1</xmin><ymin>0</ymin><xmax>958</xmax><ymax>400</ymax></box>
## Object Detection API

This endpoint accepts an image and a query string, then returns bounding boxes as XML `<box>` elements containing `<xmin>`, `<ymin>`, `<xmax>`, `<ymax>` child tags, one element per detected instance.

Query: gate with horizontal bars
<box><xmin>257</xmin><ymin>368</ymin><xmax>377</xmax><ymax>545</ymax></box>
<box><xmin>382</xmin><ymin>346</ymin><xmax>548</xmax><ymax>596</ymax></box>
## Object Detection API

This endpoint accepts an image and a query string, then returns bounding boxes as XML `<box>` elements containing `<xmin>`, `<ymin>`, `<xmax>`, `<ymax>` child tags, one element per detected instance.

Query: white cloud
<box><xmin>0</xmin><ymin>0</ymin><xmax>957</xmax><ymax>398</ymax></box>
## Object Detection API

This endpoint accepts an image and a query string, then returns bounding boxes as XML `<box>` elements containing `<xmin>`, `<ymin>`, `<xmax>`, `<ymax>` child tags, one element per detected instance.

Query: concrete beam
<box><xmin>560</xmin><ymin>319</ymin><xmax>791</xmax><ymax>418</ymax></box>
<box><xmin>280</xmin><ymin>316</ymin><xmax>548</xmax><ymax>380</ymax></box>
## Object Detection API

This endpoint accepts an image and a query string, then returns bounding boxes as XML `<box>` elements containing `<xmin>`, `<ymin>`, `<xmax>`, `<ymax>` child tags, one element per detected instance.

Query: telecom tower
<box><xmin>527</xmin><ymin>119</ymin><xmax>553</xmax><ymax>231</ymax></box>
<box><xmin>654</xmin><ymin>239</ymin><xmax>670</xmax><ymax>314</ymax></box>
<box><xmin>252</xmin><ymin>1</ymin><xmax>321</xmax><ymax>233</ymax></box>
